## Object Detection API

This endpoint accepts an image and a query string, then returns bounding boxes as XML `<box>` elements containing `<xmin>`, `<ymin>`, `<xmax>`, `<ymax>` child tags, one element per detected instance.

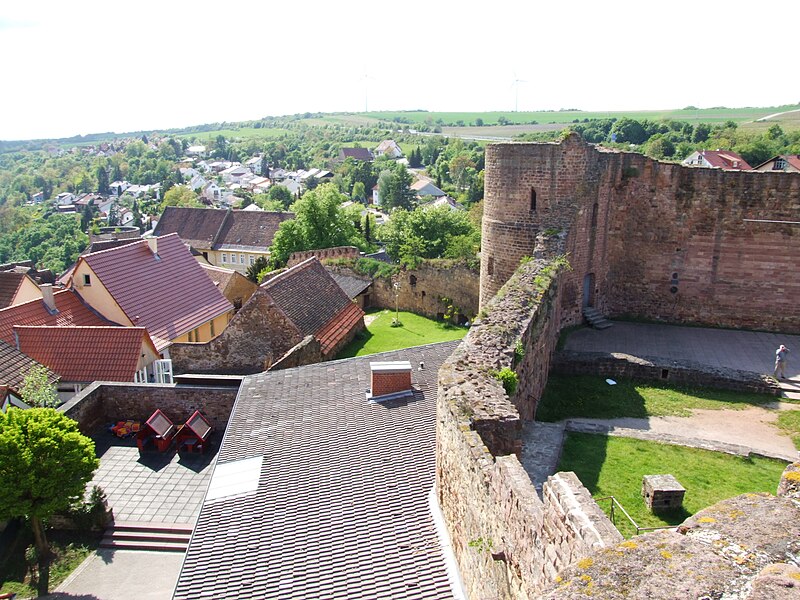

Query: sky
<box><xmin>1</xmin><ymin>0</ymin><xmax>797</xmax><ymax>141</ymax></box>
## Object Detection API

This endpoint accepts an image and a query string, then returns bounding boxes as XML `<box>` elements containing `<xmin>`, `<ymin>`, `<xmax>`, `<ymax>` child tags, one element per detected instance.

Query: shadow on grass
<box><xmin>536</xmin><ymin>375</ymin><xmax>650</xmax><ymax>422</ymax></box>
<box><xmin>336</xmin><ymin>329</ymin><xmax>374</xmax><ymax>359</ymax></box>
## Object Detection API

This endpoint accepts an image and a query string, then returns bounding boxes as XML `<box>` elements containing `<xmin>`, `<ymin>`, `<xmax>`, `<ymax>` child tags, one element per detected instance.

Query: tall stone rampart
<box><xmin>483</xmin><ymin>134</ymin><xmax>800</xmax><ymax>332</ymax></box>
<box><xmin>438</xmin><ymin>256</ymin><xmax>621</xmax><ymax>598</ymax></box>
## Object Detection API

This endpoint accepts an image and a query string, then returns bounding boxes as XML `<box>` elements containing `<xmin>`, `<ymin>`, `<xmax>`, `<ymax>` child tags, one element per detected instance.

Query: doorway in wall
<box><xmin>582</xmin><ymin>273</ymin><xmax>595</xmax><ymax>308</ymax></box>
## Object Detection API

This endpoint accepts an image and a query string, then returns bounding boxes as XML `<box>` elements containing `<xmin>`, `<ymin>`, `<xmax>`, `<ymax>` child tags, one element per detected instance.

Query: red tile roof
<box><xmin>316</xmin><ymin>302</ymin><xmax>364</xmax><ymax>355</ymax></box>
<box><xmin>0</xmin><ymin>272</ymin><xmax>26</xmax><ymax>308</ymax></box>
<box><xmin>699</xmin><ymin>150</ymin><xmax>752</xmax><ymax>170</ymax></box>
<box><xmin>0</xmin><ymin>289</ymin><xmax>113</xmax><ymax>346</ymax></box>
<box><xmin>15</xmin><ymin>326</ymin><xmax>155</xmax><ymax>383</ymax></box>
<box><xmin>78</xmin><ymin>234</ymin><xmax>232</xmax><ymax>351</ymax></box>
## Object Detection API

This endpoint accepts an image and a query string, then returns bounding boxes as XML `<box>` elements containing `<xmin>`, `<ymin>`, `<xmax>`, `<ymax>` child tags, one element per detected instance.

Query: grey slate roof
<box><xmin>0</xmin><ymin>339</ymin><xmax>58</xmax><ymax>394</ymax></box>
<box><xmin>327</xmin><ymin>269</ymin><xmax>372</xmax><ymax>299</ymax></box>
<box><xmin>261</xmin><ymin>257</ymin><xmax>353</xmax><ymax>337</ymax></box>
<box><xmin>174</xmin><ymin>341</ymin><xmax>460</xmax><ymax>600</ymax></box>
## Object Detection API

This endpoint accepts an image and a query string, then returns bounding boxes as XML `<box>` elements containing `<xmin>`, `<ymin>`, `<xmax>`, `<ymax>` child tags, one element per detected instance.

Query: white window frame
<box><xmin>222</xmin><ymin>253</ymin><xmax>228</xmax><ymax>263</ymax></box>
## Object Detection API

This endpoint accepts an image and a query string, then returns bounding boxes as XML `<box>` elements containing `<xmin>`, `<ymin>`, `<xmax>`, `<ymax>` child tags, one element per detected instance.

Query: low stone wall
<box><xmin>552</xmin><ymin>350</ymin><xmax>780</xmax><ymax>395</ymax></box>
<box><xmin>270</xmin><ymin>335</ymin><xmax>322</xmax><ymax>371</ymax></box>
<box><xmin>60</xmin><ymin>382</ymin><xmax>239</xmax><ymax>435</ymax></box>
<box><xmin>287</xmin><ymin>246</ymin><xmax>360</xmax><ymax>267</ymax></box>
<box><xmin>438</xmin><ymin>254</ymin><xmax>622</xmax><ymax>598</ymax></box>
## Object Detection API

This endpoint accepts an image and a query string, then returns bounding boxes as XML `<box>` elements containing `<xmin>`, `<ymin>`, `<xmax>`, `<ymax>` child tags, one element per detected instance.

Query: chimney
<box><xmin>41</xmin><ymin>284</ymin><xmax>56</xmax><ymax>313</ymax></box>
<box><xmin>368</xmin><ymin>361</ymin><xmax>413</xmax><ymax>402</ymax></box>
<box><xmin>146</xmin><ymin>237</ymin><xmax>158</xmax><ymax>255</ymax></box>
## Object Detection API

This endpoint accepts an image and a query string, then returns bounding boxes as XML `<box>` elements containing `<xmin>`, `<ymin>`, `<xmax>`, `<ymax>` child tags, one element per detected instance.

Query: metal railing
<box><xmin>595</xmin><ymin>496</ymin><xmax>679</xmax><ymax>536</ymax></box>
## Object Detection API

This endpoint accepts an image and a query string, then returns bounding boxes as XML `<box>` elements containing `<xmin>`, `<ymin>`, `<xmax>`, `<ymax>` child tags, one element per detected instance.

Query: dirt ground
<box><xmin>571</xmin><ymin>402</ymin><xmax>799</xmax><ymax>461</ymax></box>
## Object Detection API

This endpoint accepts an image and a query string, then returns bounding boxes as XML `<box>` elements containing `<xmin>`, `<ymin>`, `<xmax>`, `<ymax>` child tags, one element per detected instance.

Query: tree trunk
<box><xmin>31</xmin><ymin>516</ymin><xmax>51</xmax><ymax>597</ymax></box>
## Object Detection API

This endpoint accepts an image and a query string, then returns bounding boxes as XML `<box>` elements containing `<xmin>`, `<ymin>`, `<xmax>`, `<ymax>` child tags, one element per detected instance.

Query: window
<box><xmin>773</xmin><ymin>158</ymin><xmax>787</xmax><ymax>170</ymax></box>
<box><xmin>240</xmin><ymin>254</ymin><xmax>245</xmax><ymax>264</ymax></box>
<box><xmin>83</xmin><ymin>274</ymin><xmax>91</xmax><ymax>286</ymax></box>
<box><xmin>222</xmin><ymin>253</ymin><xmax>228</xmax><ymax>263</ymax></box>
<box><xmin>530</xmin><ymin>188</ymin><xmax>537</xmax><ymax>212</ymax></box>
<box><xmin>249</xmin><ymin>256</ymin><xmax>255</xmax><ymax>265</ymax></box>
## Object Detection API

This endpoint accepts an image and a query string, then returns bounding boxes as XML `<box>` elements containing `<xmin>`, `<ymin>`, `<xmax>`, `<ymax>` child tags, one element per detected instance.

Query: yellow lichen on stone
<box><xmin>697</xmin><ymin>517</ymin><xmax>717</xmax><ymax>523</ymax></box>
<box><xmin>577</xmin><ymin>558</ymin><xmax>594</xmax><ymax>570</ymax></box>
<box><xmin>555</xmin><ymin>575</ymin><xmax>563</xmax><ymax>583</ymax></box>
<box><xmin>660</xmin><ymin>550</ymin><xmax>673</xmax><ymax>560</ymax></box>
<box><xmin>791</xmin><ymin>573</ymin><xmax>800</xmax><ymax>581</ymax></box>
<box><xmin>783</xmin><ymin>471</ymin><xmax>800</xmax><ymax>482</ymax></box>
<box><xmin>619</xmin><ymin>541</ymin><xmax>638</xmax><ymax>550</ymax></box>
<box><xmin>727</xmin><ymin>509</ymin><xmax>745</xmax><ymax>519</ymax></box>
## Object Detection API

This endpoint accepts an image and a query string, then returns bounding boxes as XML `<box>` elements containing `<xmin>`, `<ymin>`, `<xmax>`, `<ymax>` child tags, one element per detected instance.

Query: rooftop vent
<box><xmin>368</xmin><ymin>361</ymin><xmax>413</xmax><ymax>402</ymax></box>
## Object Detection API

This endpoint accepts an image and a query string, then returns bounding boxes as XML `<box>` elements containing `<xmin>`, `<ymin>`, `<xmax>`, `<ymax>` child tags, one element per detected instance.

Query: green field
<box><xmin>175</xmin><ymin>127</ymin><xmax>292</xmax><ymax>140</ymax></box>
<box><xmin>337</xmin><ymin>309</ymin><xmax>467</xmax><ymax>358</ymax></box>
<box><xmin>559</xmin><ymin>433</ymin><xmax>788</xmax><ymax>537</ymax></box>
<box><xmin>332</xmin><ymin>105</ymin><xmax>800</xmax><ymax>127</ymax></box>
<box><xmin>535</xmin><ymin>375</ymin><xmax>778</xmax><ymax>422</ymax></box>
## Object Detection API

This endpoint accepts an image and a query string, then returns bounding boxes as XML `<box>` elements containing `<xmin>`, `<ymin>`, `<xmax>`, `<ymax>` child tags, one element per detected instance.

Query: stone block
<box><xmin>642</xmin><ymin>474</ymin><xmax>686</xmax><ymax>511</ymax></box>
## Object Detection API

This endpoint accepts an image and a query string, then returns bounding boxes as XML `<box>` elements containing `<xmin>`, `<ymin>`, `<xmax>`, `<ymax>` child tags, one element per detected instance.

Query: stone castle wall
<box><xmin>438</xmin><ymin>258</ymin><xmax>622</xmax><ymax>598</ymax></box>
<box><xmin>481</xmin><ymin>135</ymin><xmax>800</xmax><ymax>332</ymax></box>
<box><xmin>287</xmin><ymin>246</ymin><xmax>360</xmax><ymax>267</ymax></box>
<box><xmin>368</xmin><ymin>261</ymin><xmax>480</xmax><ymax>322</ymax></box>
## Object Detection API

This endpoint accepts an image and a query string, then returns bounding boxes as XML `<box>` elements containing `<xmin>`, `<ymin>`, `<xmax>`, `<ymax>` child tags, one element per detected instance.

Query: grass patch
<box><xmin>776</xmin><ymin>410</ymin><xmax>800</xmax><ymax>450</ymax></box>
<box><xmin>559</xmin><ymin>433</ymin><xmax>788</xmax><ymax>537</ymax></box>
<box><xmin>337</xmin><ymin>309</ymin><xmax>467</xmax><ymax>358</ymax></box>
<box><xmin>536</xmin><ymin>375</ymin><xmax>775</xmax><ymax>421</ymax></box>
<box><xmin>0</xmin><ymin>526</ymin><xmax>99</xmax><ymax>597</ymax></box>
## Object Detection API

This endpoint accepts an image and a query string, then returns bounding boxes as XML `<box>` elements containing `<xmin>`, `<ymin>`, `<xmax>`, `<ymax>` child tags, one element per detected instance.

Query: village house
<box><xmin>152</xmin><ymin>207</ymin><xmax>294</xmax><ymax>274</ymax></box>
<box><xmin>68</xmin><ymin>233</ymin><xmax>233</xmax><ymax>354</ymax></box>
<box><xmin>374</xmin><ymin>139</ymin><xmax>403</xmax><ymax>158</ymax></box>
<box><xmin>338</xmin><ymin>147</ymin><xmax>374</xmax><ymax>162</ymax></box>
<box><xmin>14</xmin><ymin>325</ymin><xmax>161</xmax><ymax>399</ymax></box>
<box><xmin>0</xmin><ymin>271</ymin><xmax>43</xmax><ymax>309</ymax></box>
<box><xmin>753</xmin><ymin>154</ymin><xmax>800</xmax><ymax>173</ymax></box>
<box><xmin>200</xmin><ymin>263</ymin><xmax>259</xmax><ymax>311</ymax></box>
<box><xmin>682</xmin><ymin>149</ymin><xmax>752</xmax><ymax>170</ymax></box>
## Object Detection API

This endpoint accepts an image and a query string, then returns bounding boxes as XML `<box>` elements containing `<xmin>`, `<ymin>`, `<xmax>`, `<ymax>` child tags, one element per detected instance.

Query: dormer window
<box><xmin>83</xmin><ymin>274</ymin><xmax>91</xmax><ymax>286</ymax></box>
<box><xmin>773</xmin><ymin>158</ymin><xmax>787</xmax><ymax>170</ymax></box>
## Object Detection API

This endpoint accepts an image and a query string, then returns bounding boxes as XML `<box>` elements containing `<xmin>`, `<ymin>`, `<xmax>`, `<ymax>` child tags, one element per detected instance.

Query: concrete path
<box><xmin>50</xmin><ymin>549</ymin><xmax>184</xmax><ymax>600</ymax></box>
<box><xmin>564</xmin><ymin>322</ymin><xmax>800</xmax><ymax>382</ymax></box>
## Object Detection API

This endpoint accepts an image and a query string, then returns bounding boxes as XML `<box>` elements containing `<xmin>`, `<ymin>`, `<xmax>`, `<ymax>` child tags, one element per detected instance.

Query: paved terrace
<box><xmin>564</xmin><ymin>322</ymin><xmax>800</xmax><ymax>381</ymax></box>
<box><xmin>90</xmin><ymin>433</ymin><xmax>217</xmax><ymax>524</ymax></box>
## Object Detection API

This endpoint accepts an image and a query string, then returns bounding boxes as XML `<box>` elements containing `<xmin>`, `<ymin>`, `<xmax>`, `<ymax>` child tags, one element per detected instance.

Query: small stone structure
<box><xmin>642</xmin><ymin>474</ymin><xmax>686</xmax><ymax>511</ymax></box>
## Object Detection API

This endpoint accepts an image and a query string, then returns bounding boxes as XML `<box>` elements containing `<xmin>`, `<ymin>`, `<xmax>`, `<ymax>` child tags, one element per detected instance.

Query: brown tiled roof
<box><xmin>15</xmin><ymin>326</ymin><xmax>155</xmax><ymax>383</ymax></box>
<box><xmin>339</xmin><ymin>147</ymin><xmax>374</xmax><ymax>161</ymax></box>
<box><xmin>0</xmin><ymin>340</ymin><xmax>58</xmax><ymax>394</ymax></box>
<box><xmin>152</xmin><ymin>207</ymin><xmax>228</xmax><ymax>248</ymax></box>
<box><xmin>0</xmin><ymin>272</ymin><xmax>26</xmax><ymax>309</ymax></box>
<box><xmin>78</xmin><ymin>234</ymin><xmax>232</xmax><ymax>350</ymax></box>
<box><xmin>213</xmin><ymin>210</ymin><xmax>293</xmax><ymax>252</ymax></box>
<box><xmin>152</xmin><ymin>207</ymin><xmax>292</xmax><ymax>252</ymax></box>
<box><xmin>200</xmin><ymin>263</ymin><xmax>235</xmax><ymax>290</ymax></box>
<box><xmin>316</xmin><ymin>301</ymin><xmax>364</xmax><ymax>355</ymax></box>
<box><xmin>175</xmin><ymin>341</ymin><xmax>459</xmax><ymax>600</ymax></box>
<box><xmin>261</xmin><ymin>257</ymin><xmax>354</xmax><ymax>338</ymax></box>
<box><xmin>0</xmin><ymin>289</ymin><xmax>114</xmax><ymax>346</ymax></box>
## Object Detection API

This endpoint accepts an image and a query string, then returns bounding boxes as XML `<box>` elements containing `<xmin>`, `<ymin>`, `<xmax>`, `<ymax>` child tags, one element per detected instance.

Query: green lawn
<box><xmin>777</xmin><ymin>410</ymin><xmax>800</xmax><ymax>450</ymax></box>
<box><xmin>336</xmin><ymin>309</ymin><xmax>467</xmax><ymax>358</ymax></box>
<box><xmin>535</xmin><ymin>375</ymin><xmax>777</xmax><ymax>422</ymax></box>
<box><xmin>559</xmin><ymin>433</ymin><xmax>788</xmax><ymax>538</ymax></box>
<box><xmin>0</xmin><ymin>528</ymin><xmax>99</xmax><ymax>597</ymax></box>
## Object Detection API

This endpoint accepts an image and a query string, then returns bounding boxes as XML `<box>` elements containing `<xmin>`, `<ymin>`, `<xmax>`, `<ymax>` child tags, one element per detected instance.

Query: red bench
<box><xmin>176</xmin><ymin>410</ymin><xmax>213</xmax><ymax>454</ymax></box>
<box><xmin>136</xmin><ymin>409</ymin><xmax>177</xmax><ymax>452</ymax></box>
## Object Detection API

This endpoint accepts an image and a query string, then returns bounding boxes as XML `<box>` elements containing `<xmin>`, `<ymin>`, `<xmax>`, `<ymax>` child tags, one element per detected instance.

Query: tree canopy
<box><xmin>0</xmin><ymin>408</ymin><xmax>99</xmax><ymax>595</ymax></box>
<box><xmin>19</xmin><ymin>365</ymin><xmax>59</xmax><ymax>408</ymax></box>
<box><xmin>268</xmin><ymin>183</ymin><xmax>371</xmax><ymax>268</ymax></box>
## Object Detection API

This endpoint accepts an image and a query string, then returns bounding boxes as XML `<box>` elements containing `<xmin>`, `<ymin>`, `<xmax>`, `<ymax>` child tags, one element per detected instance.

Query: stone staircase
<box><xmin>779</xmin><ymin>379</ymin><xmax>800</xmax><ymax>401</ymax></box>
<box><xmin>100</xmin><ymin>521</ymin><xmax>192</xmax><ymax>552</ymax></box>
<box><xmin>583</xmin><ymin>307</ymin><xmax>613</xmax><ymax>330</ymax></box>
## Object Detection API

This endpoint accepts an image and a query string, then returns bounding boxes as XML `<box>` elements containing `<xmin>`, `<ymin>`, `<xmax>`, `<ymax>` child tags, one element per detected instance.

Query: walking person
<box><xmin>774</xmin><ymin>344</ymin><xmax>790</xmax><ymax>379</ymax></box>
